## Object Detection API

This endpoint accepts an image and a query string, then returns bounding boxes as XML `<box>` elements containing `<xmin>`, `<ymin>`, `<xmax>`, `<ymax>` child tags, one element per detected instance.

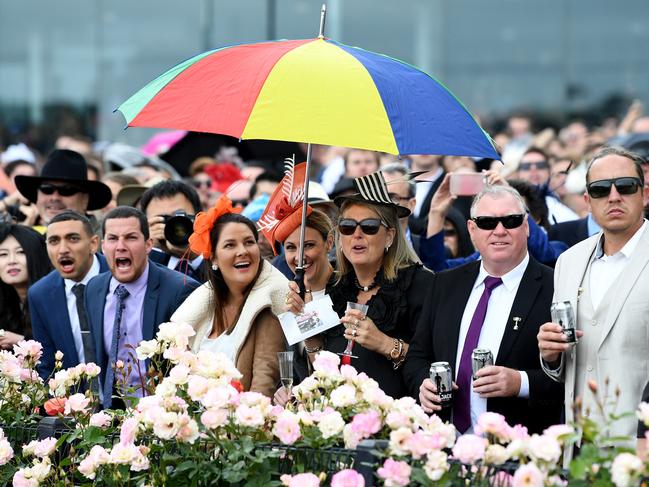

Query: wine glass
<box><xmin>339</xmin><ymin>301</ymin><xmax>369</xmax><ymax>364</ymax></box>
<box><xmin>277</xmin><ymin>351</ymin><xmax>294</xmax><ymax>391</ymax></box>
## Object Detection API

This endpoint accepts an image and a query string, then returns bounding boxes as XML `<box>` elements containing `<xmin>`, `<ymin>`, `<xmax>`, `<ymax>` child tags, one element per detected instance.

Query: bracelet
<box><xmin>304</xmin><ymin>344</ymin><xmax>323</xmax><ymax>354</ymax></box>
<box><xmin>387</xmin><ymin>338</ymin><xmax>406</xmax><ymax>369</ymax></box>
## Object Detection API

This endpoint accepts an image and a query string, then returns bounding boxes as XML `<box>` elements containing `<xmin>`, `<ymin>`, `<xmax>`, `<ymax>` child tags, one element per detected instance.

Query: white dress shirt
<box><xmin>168</xmin><ymin>254</ymin><xmax>204</xmax><ymax>272</ymax></box>
<box><xmin>590</xmin><ymin>220</ymin><xmax>647</xmax><ymax>311</ymax></box>
<box><xmin>455</xmin><ymin>253</ymin><xmax>531</xmax><ymax>430</ymax></box>
<box><xmin>63</xmin><ymin>255</ymin><xmax>101</xmax><ymax>363</ymax></box>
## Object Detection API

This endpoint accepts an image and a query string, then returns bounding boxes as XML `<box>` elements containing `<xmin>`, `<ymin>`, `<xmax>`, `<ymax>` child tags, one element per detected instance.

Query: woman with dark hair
<box><xmin>170</xmin><ymin>195</ymin><xmax>288</xmax><ymax>398</ymax></box>
<box><xmin>0</xmin><ymin>221</ymin><xmax>52</xmax><ymax>348</ymax></box>
<box><xmin>443</xmin><ymin>207</ymin><xmax>474</xmax><ymax>258</ymax></box>
<box><xmin>286</xmin><ymin>171</ymin><xmax>435</xmax><ymax>399</ymax></box>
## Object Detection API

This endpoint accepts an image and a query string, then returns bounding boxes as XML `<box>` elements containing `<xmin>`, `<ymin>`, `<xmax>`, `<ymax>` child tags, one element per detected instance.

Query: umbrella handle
<box><xmin>294</xmin><ymin>267</ymin><xmax>307</xmax><ymax>300</ymax></box>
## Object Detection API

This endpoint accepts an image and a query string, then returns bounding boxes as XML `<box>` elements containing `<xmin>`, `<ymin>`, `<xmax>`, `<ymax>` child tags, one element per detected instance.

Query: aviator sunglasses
<box><xmin>586</xmin><ymin>177</ymin><xmax>642</xmax><ymax>199</ymax></box>
<box><xmin>338</xmin><ymin>218</ymin><xmax>388</xmax><ymax>236</ymax></box>
<box><xmin>471</xmin><ymin>214</ymin><xmax>525</xmax><ymax>230</ymax></box>
<box><xmin>38</xmin><ymin>183</ymin><xmax>82</xmax><ymax>197</ymax></box>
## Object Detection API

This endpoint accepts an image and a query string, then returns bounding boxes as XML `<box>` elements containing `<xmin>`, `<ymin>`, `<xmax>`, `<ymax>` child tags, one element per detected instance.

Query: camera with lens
<box><xmin>162</xmin><ymin>211</ymin><xmax>196</xmax><ymax>247</ymax></box>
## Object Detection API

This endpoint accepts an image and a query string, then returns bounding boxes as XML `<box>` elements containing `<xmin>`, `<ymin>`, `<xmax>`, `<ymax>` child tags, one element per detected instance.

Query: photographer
<box><xmin>139</xmin><ymin>180</ymin><xmax>209</xmax><ymax>282</ymax></box>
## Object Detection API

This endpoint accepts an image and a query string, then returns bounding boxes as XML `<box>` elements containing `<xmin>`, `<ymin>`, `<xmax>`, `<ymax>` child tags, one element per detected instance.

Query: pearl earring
<box><xmin>212</xmin><ymin>264</ymin><xmax>218</xmax><ymax>271</ymax></box>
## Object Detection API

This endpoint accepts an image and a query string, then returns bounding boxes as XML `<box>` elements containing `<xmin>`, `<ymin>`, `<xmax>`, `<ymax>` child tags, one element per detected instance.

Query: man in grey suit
<box><xmin>538</xmin><ymin>146</ymin><xmax>649</xmax><ymax>456</ymax></box>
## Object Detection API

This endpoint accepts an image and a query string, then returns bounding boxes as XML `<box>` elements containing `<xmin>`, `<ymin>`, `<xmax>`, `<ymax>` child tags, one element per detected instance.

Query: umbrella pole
<box><xmin>295</xmin><ymin>143</ymin><xmax>313</xmax><ymax>299</ymax></box>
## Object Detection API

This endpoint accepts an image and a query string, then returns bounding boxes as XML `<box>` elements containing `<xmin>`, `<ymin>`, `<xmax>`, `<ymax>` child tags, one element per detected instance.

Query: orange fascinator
<box><xmin>188</xmin><ymin>194</ymin><xmax>241</xmax><ymax>259</ymax></box>
<box><xmin>258</xmin><ymin>156</ymin><xmax>312</xmax><ymax>254</ymax></box>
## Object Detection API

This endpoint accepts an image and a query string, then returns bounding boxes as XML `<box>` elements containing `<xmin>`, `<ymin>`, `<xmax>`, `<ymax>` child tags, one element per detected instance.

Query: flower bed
<box><xmin>1</xmin><ymin>329</ymin><xmax>649</xmax><ymax>486</ymax></box>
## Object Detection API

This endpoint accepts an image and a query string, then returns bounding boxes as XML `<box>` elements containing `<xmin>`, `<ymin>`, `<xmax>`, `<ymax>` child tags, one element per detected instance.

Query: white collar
<box><xmin>594</xmin><ymin>219</ymin><xmax>647</xmax><ymax>259</ymax></box>
<box><xmin>475</xmin><ymin>252</ymin><xmax>529</xmax><ymax>292</ymax></box>
<box><xmin>64</xmin><ymin>254</ymin><xmax>101</xmax><ymax>292</ymax></box>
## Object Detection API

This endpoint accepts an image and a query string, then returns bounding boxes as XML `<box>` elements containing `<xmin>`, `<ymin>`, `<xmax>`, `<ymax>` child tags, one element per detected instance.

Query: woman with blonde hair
<box><xmin>286</xmin><ymin>171</ymin><xmax>434</xmax><ymax>398</ymax></box>
<box><xmin>170</xmin><ymin>195</ymin><xmax>288</xmax><ymax>398</ymax></box>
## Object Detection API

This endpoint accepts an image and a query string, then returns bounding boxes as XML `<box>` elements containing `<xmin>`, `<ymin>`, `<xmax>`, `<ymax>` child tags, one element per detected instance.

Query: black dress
<box><xmin>325</xmin><ymin>264</ymin><xmax>434</xmax><ymax>398</ymax></box>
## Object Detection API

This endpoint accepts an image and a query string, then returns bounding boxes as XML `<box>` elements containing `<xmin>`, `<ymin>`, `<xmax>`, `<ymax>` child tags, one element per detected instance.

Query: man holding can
<box><xmin>404</xmin><ymin>185</ymin><xmax>563</xmax><ymax>434</ymax></box>
<box><xmin>538</xmin><ymin>146</ymin><xmax>649</xmax><ymax>457</ymax></box>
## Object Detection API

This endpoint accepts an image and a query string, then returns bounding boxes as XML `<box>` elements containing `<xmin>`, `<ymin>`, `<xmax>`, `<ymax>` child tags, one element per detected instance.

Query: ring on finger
<box><xmin>354</xmin><ymin>318</ymin><xmax>360</xmax><ymax>327</ymax></box>
<box><xmin>352</xmin><ymin>329</ymin><xmax>357</xmax><ymax>338</ymax></box>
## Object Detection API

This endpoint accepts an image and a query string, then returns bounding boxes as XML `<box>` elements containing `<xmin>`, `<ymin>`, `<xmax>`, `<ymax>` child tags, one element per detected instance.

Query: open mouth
<box><xmin>7</xmin><ymin>268</ymin><xmax>21</xmax><ymax>277</ymax></box>
<box><xmin>351</xmin><ymin>244</ymin><xmax>367</xmax><ymax>252</ymax></box>
<box><xmin>490</xmin><ymin>242</ymin><xmax>509</xmax><ymax>247</ymax></box>
<box><xmin>233</xmin><ymin>261</ymin><xmax>251</xmax><ymax>270</ymax></box>
<box><xmin>58</xmin><ymin>257</ymin><xmax>75</xmax><ymax>273</ymax></box>
<box><xmin>115</xmin><ymin>257</ymin><xmax>132</xmax><ymax>271</ymax></box>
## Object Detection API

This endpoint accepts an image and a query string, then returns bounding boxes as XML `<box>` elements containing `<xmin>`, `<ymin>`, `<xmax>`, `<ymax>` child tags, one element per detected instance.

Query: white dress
<box><xmin>199</xmin><ymin>332</ymin><xmax>237</xmax><ymax>364</ymax></box>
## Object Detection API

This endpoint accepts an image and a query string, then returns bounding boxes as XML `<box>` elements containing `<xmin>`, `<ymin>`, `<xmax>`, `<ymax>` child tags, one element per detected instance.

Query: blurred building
<box><xmin>1</xmin><ymin>0</ymin><xmax>648</xmax><ymax>147</ymax></box>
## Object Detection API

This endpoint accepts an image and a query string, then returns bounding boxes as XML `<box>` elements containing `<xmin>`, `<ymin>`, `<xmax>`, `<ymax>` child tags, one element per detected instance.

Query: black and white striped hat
<box><xmin>333</xmin><ymin>170</ymin><xmax>411</xmax><ymax>218</ymax></box>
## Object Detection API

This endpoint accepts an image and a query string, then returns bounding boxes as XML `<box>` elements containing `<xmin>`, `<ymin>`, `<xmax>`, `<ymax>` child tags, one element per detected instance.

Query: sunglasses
<box><xmin>38</xmin><ymin>183</ymin><xmax>82</xmax><ymax>197</ymax></box>
<box><xmin>472</xmin><ymin>214</ymin><xmax>525</xmax><ymax>230</ymax></box>
<box><xmin>388</xmin><ymin>192</ymin><xmax>412</xmax><ymax>205</ymax></box>
<box><xmin>518</xmin><ymin>161</ymin><xmax>550</xmax><ymax>171</ymax></box>
<box><xmin>586</xmin><ymin>177</ymin><xmax>643</xmax><ymax>199</ymax></box>
<box><xmin>192</xmin><ymin>180</ymin><xmax>211</xmax><ymax>189</ymax></box>
<box><xmin>338</xmin><ymin>218</ymin><xmax>388</xmax><ymax>236</ymax></box>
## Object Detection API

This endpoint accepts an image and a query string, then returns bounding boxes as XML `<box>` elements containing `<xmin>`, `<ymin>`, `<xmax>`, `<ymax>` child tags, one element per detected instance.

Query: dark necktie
<box><xmin>453</xmin><ymin>276</ymin><xmax>503</xmax><ymax>433</ymax></box>
<box><xmin>102</xmin><ymin>284</ymin><xmax>130</xmax><ymax>409</ymax></box>
<box><xmin>71</xmin><ymin>283</ymin><xmax>95</xmax><ymax>364</ymax></box>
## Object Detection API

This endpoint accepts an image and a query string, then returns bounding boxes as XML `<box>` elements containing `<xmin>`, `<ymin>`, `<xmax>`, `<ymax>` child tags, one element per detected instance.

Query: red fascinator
<box><xmin>188</xmin><ymin>194</ymin><xmax>241</xmax><ymax>259</ymax></box>
<box><xmin>258</xmin><ymin>156</ymin><xmax>312</xmax><ymax>254</ymax></box>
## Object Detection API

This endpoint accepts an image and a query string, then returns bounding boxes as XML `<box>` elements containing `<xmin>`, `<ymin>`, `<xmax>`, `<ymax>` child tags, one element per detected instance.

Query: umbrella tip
<box><xmin>318</xmin><ymin>4</ymin><xmax>327</xmax><ymax>38</ymax></box>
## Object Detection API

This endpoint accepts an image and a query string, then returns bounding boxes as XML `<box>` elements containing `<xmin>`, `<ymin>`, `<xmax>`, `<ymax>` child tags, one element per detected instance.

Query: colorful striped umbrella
<box><xmin>117</xmin><ymin>38</ymin><xmax>498</xmax><ymax>159</ymax></box>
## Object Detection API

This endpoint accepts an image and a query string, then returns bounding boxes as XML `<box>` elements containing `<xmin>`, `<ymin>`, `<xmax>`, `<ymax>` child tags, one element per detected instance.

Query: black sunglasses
<box><xmin>338</xmin><ymin>218</ymin><xmax>387</xmax><ymax>236</ymax></box>
<box><xmin>586</xmin><ymin>177</ymin><xmax>643</xmax><ymax>199</ymax></box>
<box><xmin>38</xmin><ymin>183</ymin><xmax>82</xmax><ymax>197</ymax></box>
<box><xmin>518</xmin><ymin>161</ymin><xmax>550</xmax><ymax>171</ymax></box>
<box><xmin>472</xmin><ymin>214</ymin><xmax>525</xmax><ymax>230</ymax></box>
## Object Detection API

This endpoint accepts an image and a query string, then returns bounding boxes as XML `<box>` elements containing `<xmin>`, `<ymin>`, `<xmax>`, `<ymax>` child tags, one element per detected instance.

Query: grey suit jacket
<box><xmin>542</xmin><ymin>224</ymin><xmax>649</xmax><ymax>449</ymax></box>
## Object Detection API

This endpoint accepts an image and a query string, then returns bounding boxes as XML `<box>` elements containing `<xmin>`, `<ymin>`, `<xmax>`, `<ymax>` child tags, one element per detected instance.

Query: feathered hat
<box><xmin>257</xmin><ymin>155</ymin><xmax>312</xmax><ymax>254</ymax></box>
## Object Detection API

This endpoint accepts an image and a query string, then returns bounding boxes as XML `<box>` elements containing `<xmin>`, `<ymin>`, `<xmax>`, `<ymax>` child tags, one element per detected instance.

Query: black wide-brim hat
<box><xmin>15</xmin><ymin>149</ymin><xmax>113</xmax><ymax>211</ymax></box>
<box><xmin>333</xmin><ymin>171</ymin><xmax>411</xmax><ymax>218</ymax></box>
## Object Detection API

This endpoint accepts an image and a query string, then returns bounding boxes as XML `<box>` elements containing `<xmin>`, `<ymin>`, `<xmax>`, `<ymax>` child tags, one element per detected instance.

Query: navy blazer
<box><xmin>84</xmin><ymin>261</ymin><xmax>199</xmax><ymax>390</ymax></box>
<box><xmin>30</xmin><ymin>254</ymin><xmax>109</xmax><ymax>380</ymax></box>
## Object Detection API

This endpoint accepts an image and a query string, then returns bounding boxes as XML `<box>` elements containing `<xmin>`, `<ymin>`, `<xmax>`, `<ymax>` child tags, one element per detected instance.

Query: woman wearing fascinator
<box><xmin>257</xmin><ymin>159</ymin><xmax>336</xmax><ymax>405</ymax></box>
<box><xmin>169</xmin><ymin>194</ymin><xmax>288</xmax><ymax>398</ymax></box>
<box><xmin>285</xmin><ymin>170</ymin><xmax>435</xmax><ymax>399</ymax></box>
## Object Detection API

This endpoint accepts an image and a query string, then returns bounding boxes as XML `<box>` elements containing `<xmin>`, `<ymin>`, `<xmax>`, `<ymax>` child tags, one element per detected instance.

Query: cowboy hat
<box><xmin>15</xmin><ymin>149</ymin><xmax>112</xmax><ymax>211</ymax></box>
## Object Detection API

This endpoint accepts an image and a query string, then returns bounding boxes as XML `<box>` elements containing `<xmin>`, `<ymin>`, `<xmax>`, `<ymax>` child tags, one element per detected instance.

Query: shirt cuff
<box><xmin>517</xmin><ymin>371</ymin><xmax>530</xmax><ymax>398</ymax></box>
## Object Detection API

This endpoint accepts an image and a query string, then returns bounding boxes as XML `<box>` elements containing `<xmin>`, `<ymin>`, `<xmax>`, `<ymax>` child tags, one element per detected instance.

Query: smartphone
<box><xmin>449</xmin><ymin>172</ymin><xmax>485</xmax><ymax>196</ymax></box>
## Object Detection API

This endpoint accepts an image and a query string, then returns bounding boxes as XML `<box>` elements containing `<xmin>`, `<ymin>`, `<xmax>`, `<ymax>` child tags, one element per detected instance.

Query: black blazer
<box><xmin>547</xmin><ymin>217</ymin><xmax>589</xmax><ymax>249</ymax></box>
<box><xmin>148</xmin><ymin>249</ymin><xmax>210</xmax><ymax>283</ymax></box>
<box><xmin>403</xmin><ymin>258</ymin><xmax>563</xmax><ymax>434</ymax></box>
<box><xmin>639</xmin><ymin>381</ymin><xmax>649</xmax><ymax>437</ymax></box>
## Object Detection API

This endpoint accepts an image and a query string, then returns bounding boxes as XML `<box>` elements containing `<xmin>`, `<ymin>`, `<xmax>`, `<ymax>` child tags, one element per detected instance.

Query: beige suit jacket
<box><xmin>542</xmin><ymin>224</ymin><xmax>649</xmax><ymax>449</ymax></box>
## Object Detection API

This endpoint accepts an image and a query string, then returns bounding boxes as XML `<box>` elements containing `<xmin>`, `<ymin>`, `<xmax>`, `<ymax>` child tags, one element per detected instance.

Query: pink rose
<box><xmin>280</xmin><ymin>472</ymin><xmax>321</xmax><ymax>487</ymax></box>
<box><xmin>405</xmin><ymin>431</ymin><xmax>446</xmax><ymax>459</ymax></box>
<box><xmin>64</xmin><ymin>393</ymin><xmax>90</xmax><ymax>415</ymax></box>
<box><xmin>120</xmin><ymin>417</ymin><xmax>139</xmax><ymax>445</ymax></box>
<box><xmin>312</xmin><ymin>351</ymin><xmax>341</xmax><ymax>375</ymax></box>
<box><xmin>377</xmin><ymin>458</ymin><xmax>411</xmax><ymax>487</ymax></box>
<box><xmin>350</xmin><ymin>410</ymin><xmax>382</xmax><ymax>437</ymax></box>
<box><xmin>475</xmin><ymin>412</ymin><xmax>510</xmax><ymax>440</ymax></box>
<box><xmin>13</xmin><ymin>340</ymin><xmax>43</xmax><ymax>361</ymax></box>
<box><xmin>331</xmin><ymin>469</ymin><xmax>365</xmax><ymax>487</ymax></box>
<box><xmin>84</xmin><ymin>362</ymin><xmax>100</xmax><ymax>378</ymax></box>
<box><xmin>509</xmin><ymin>424</ymin><xmax>529</xmax><ymax>441</ymax></box>
<box><xmin>273</xmin><ymin>411</ymin><xmax>301</xmax><ymax>445</ymax></box>
<box><xmin>89</xmin><ymin>411</ymin><xmax>112</xmax><ymax>428</ymax></box>
<box><xmin>201</xmin><ymin>408</ymin><xmax>229</xmax><ymax>430</ymax></box>
<box><xmin>512</xmin><ymin>462</ymin><xmax>544</xmax><ymax>487</ymax></box>
<box><xmin>542</xmin><ymin>424</ymin><xmax>574</xmax><ymax>444</ymax></box>
<box><xmin>451</xmin><ymin>434</ymin><xmax>486</xmax><ymax>464</ymax></box>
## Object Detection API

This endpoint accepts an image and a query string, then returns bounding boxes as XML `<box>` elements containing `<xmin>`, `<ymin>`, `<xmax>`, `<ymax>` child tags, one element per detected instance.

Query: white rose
<box><xmin>317</xmin><ymin>411</ymin><xmax>345</xmax><ymax>439</ymax></box>
<box><xmin>485</xmin><ymin>444</ymin><xmax>509</xmax><ymax>465</ymax></box>
<box><xmin>330</xmin><ymin>384</ymin><xmax>357</xmax><ymax>408</ymax></box>
<box><xmin>136</xmin><ymin>339</ymin><xmax>160</xmax><ymax>360</ymax></box>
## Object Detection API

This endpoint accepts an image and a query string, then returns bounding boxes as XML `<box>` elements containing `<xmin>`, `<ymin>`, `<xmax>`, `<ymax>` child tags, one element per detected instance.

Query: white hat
<box><xmin>0</xmin><ymin>143</ymin><xmax>36</xmax><ymax>165</ymax></box>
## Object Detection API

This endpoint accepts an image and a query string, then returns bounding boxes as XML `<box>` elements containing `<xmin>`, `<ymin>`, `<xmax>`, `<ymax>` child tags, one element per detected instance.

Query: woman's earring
<box><xmin>385</xmin><ymin>245</ymin><xmax>390</xmax><ymax>253</ymax></box>
<box><xmin>212</xmin><ymin>264</ymin><xmax>218</xmax><ymax>271</ymax></box>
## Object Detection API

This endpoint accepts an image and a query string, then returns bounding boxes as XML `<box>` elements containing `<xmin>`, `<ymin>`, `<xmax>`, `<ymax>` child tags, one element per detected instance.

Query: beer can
<box><xmin>429</xmin><ymin>361</ymin><xmax>453</xmax><ymax>407</ymax></box>
<box><xmin>471</xmin><ymin>348</ymin><xmax>493</xmax><ymax>380</ymax></box>
<box><xmin>551</xmin><ymin>301</ymin><xmax>577</xmax><ymax>343</ymax></box>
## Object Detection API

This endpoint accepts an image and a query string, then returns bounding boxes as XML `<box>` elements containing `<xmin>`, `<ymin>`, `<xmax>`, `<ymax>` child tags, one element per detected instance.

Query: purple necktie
<box><xmin>453</xmin><ymin>275</ymin><xmax>502</xmax><ymax>433</ymax></box>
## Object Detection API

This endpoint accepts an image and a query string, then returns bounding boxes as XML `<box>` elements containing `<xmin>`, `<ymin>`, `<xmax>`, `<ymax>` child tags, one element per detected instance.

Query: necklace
<box><xmin>354</xmin><ymin>275</ymin><xmax>378</xmax><ymax>292</ymax></box>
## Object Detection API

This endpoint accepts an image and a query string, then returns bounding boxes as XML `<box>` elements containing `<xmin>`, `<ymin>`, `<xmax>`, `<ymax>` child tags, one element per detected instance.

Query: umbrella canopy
<box><xmin>117</xmin><ymin>37</ymin><xmax>499</xmax><ymax>159</ymax></box>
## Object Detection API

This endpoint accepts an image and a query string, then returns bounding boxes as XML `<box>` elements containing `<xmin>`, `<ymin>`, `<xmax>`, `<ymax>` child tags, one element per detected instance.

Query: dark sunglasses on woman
<box><xmin>38</xmin><ymin>183</ymin><xmax>82</xmax><ymax>197</ymax></box>
<box><xmin>338</xmin><ymin>218</ymin><xmax>388</xmax><ymax>236</ymax></box>
<box><xmin>586</xmin><ymin>177</ymin><xmax>642</xmax><ymax>199</ymax></box>
<box><xmin>471</xmin><ymin>214</ymin><xmax>525</xmax><ymax>230</ymax></box>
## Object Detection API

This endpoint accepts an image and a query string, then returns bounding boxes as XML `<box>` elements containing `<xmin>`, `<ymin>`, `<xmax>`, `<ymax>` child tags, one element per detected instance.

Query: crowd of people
<box><xmin>0</xmin><ymin>104</ymin><xmax>648</xmax><ymax>457</ymax></box>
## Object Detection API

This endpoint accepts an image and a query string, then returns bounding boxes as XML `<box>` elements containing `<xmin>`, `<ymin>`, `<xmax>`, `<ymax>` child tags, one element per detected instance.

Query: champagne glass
<box><xmin>277</xmin><ymin>351</ymin><xmax>294</xmax><ymax>391</ymax></box>
<box><xmin>339</xmin><ymin>301</ymin><xmax>369</xmax><ymax>364</ymax></box>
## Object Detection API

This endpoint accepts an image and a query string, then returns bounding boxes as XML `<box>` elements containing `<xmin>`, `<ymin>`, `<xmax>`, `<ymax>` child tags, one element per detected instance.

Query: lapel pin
<box><xmin>513</xmin><ymin>317</ymin><xmax>522</xmax><ymax>330</ymax></box>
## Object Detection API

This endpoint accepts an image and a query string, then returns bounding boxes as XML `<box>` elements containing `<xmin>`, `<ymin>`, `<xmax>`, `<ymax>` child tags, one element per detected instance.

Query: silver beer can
<box><xmin>471</xmin><ymin>348</ymin><xmax>493</xmax><ymax>380</ymax></box>
<box><xmin>429</xmin><ymin>361</ymin><xmax>453</xmax><ymax>407</ymax></box>
<box><xmin>551</xmin><ymin>301</ymin><xmax>577</xmax><ymax>343</ymax></box>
